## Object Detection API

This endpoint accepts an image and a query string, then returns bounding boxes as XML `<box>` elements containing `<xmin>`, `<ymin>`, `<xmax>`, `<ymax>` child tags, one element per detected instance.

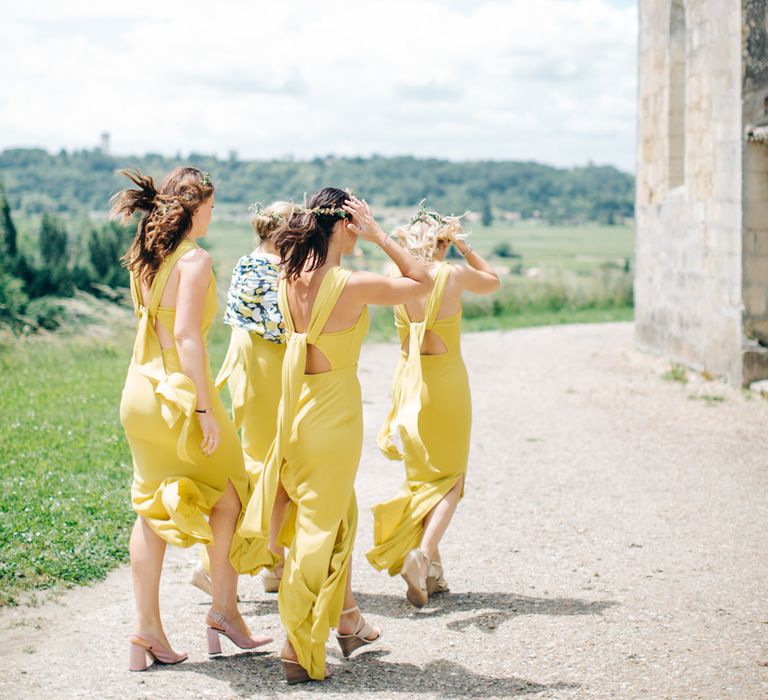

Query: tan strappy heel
<box><xmin>281</xmin><ymin>658</ymin><xmax>312</xmax><ymax>685</ymax></box>
<box><xmin>400</xmin><ymin>548</ymin><xmax>429</xmax><ymax>608</ymax></box>
<box><xmin>335</xmin><ymin>606</ymin><xmax>382</xmax><ymax>658</ymax></box>
<box><xmin>426</xmin><ymin>560</ymin><xmax>450</xmax><ymax>595</ymax></box>
<box><xmin>262</xmin><ymin>560</ymin><xmax>284</xmax><ymax>593</ymax></box>
<box><xmin>280</xmin><ymin>657</ymin><xmax>333</xmax><ymax>684</ymax></box>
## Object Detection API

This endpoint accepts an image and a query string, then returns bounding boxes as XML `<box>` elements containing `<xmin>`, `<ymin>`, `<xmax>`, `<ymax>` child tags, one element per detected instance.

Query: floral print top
<box><xmin>223</xmin><ymin>252</ymin><xmax>286</xmax><ymax>343</ymax></box>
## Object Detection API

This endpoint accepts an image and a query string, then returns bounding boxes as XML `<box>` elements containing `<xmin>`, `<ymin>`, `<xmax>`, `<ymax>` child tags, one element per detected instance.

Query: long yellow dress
<box><xmin>120</xmin><ymin>239</ymin><xmax>265</xmax><ymax>573</ymax></box>
<box><xmin>215</xmin><ymin>330</ymin><xmax>284</xmax><ymax>478</ymax></box>
<box><xmin>240</xmin><ymin>266</ymin><xmax>369</xmax><ymax>681</ymax></box>
<box><xmin>215</xmin><ymin>253</ymin><xmax>286</xmax><ymax>484</ymax></box>
<box><xmin>367</xmin><ymin>262</ymin><xmax>471</xmax><ymax>575</ymax></box>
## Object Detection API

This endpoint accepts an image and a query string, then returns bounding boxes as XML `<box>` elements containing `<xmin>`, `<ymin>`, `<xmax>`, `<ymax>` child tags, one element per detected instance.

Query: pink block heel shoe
<box><xmin>128</xmin><ymin>632</ymin><xmax>188</xmax><ymax>672</ymax></box>
<box><xmin>206</xmin><ymin>610</ymin><xmax>272</xmax><ymax>656</ymax></box>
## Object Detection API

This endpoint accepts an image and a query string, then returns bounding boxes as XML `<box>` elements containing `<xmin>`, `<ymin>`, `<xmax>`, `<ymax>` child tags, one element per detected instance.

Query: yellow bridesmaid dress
<box><xmin>215</xmin><ymin>252</ymin><xmax>286</xmax><ymax>484</ymax></box>
<box><xmin>215</xmin><ymin>330</ymin><xmax>284</xmax><ymax>479</ymax></box>
<box><xmin>120</xmin><ymin>239</ymin><xmax>265</xmax><ymax>573</ymax></box>
<box><xmin>240</xmin><ymin>266</ymin><xmax>369</xmax><ymax>681</ymax></box>
<box><xmin>367</xmin><ymin>262</ymin><xmax>471</xmax><ymax>575</ymax></box>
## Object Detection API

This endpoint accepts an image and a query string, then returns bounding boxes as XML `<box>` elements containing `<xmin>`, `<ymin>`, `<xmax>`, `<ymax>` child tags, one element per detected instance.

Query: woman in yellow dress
<box><xmin>113</xmin><ymin>168</ymin><xmax>272</xmax><ymax>672</ymax></box>
<box><xmin>367</xmin><ymin>208</ymin><xmax>499</xmax><ymax>607</ymax></box>
<box><xmin>191</xmin><ymin>201</ymin><xmax>292</xmax><ymax>596</ymax></box>
<box><xmin>240</xmin><ymin>188</ymin><xmax>433</xmax><ymax>683</ymax></box>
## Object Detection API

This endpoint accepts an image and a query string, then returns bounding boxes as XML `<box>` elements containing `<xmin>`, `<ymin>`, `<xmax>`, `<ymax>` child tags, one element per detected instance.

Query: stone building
<box><xmin>635</xmin><ymin>0</ymin><xmax>768</xmax><ymax>385</ymax></box>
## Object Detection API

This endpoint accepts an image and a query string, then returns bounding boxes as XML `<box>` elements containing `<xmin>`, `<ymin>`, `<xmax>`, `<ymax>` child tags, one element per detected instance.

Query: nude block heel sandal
<box><xmin>335</xmin><ymin>606</ymin><xmax>382</xmax><ymax>658</ymax></box>
<box><xmin>280</xmin><ymin>658</ymin><xmax>333</xmax><ymax>684</ymax></box>
<box><xmin>400</xmin><ymin>548</ymin><xmax>429</xmax><ymax>608</ymax></box>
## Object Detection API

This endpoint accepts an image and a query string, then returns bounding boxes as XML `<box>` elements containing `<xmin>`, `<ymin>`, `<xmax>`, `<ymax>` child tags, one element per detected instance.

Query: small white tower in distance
<box><xmin>99</xmin><ymin>132</ymin><xmax>110</xmax><ymax>154</ymax></box>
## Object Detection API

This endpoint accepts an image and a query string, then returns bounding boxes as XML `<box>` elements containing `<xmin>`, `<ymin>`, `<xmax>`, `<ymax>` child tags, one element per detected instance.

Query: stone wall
<box><xmin>635</xmin><ymin>0</ymin><xmax>747</xmax><ymax>384</ymax></box>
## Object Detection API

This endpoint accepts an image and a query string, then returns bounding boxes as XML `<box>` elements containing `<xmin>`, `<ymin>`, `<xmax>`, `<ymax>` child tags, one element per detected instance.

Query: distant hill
<box><xmin>0</xmin><ymin>148</ymin><xmax>634</xmax><ymax>224</ymax></box>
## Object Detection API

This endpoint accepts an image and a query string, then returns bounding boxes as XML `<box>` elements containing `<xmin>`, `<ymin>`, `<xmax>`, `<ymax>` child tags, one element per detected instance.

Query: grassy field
<box><xmin>202</xmin><ymin>216</ymin><xmax>634</xmax><ymax>277</ymax></box>
<box><xmin>0</xmin><ymin>216</ymin><xmax>634</xmax><ymax>604</ymax></box>
<box><xmin>0</xmin><ymin>336</ymin><xmax>133</xmax><ymax>605</ymax></box>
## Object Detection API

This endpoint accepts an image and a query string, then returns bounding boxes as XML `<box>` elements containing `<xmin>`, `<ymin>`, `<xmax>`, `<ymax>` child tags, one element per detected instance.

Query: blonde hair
<box><xmin>250</xmin><ymin>201</ymin><xmax>294</xmax><ymax>244</ymax></box>
<box><xmin>394</xmin><ymin>212</ymin><xmax>464</xmax><ymax>264</ymax></box>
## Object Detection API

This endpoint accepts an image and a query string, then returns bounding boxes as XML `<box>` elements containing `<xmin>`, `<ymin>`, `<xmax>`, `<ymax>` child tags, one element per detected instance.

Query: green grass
<box><xmin>0</xmin><ymin>336</ymin><xmax>134</xmax><ymax>605</ymax></box>
<box><xmin>662</xmin><ymin>364</ymin><xmax>688</xmax><ymax>383</ymax></box>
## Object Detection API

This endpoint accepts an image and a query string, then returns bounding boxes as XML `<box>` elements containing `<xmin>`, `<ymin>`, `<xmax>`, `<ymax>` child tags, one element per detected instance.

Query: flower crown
<box><xmin>301</xmin><ymin>205</ymin><xmax>348</xmax><ymax>218</ymax></box>
<box><xmin>199</xmin><ymin>172</ymin><xmax>213</xmax><ymax>187</ymax></box>
<box><xmin>409</xmin><ymin>199</ymin><xmax>449</xmax><ymax>226</ymax></box>
<box><xmin>249</xmin><ymin>202</ymin><xmax>289</xmax><ymax>223</ymax></box>
<box><xmin>297</xmin><ymin>188</ymin><xmax>359</xmax><ymax>219</ymax></box>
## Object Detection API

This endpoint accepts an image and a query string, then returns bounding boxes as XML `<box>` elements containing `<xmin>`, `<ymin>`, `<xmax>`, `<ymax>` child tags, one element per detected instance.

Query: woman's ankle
<box><xmin>136</xmin><ymin>615</ymin><xmax>164</xmax><ymax>635</ymax></box>
<box><xmin>209</xmin><ymin>602</ymin><xmax>240</xmax><ymax>620</ymax></box>
<box><xmin>281</xmin><ymin>639</ymin><xmax>297</xmax><ymax>661</ymax></box>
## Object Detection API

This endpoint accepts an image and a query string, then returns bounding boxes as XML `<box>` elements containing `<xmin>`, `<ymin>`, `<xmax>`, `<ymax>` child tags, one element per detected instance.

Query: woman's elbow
<box><xmin>476</xmin><ymin>275</ymin><xmax>501</xmax><ymax>296</ymax></box>
<box><xmin>174</xmin><ymin>329</ymin><xmax>202</xmax><ymax>347</ymax></box>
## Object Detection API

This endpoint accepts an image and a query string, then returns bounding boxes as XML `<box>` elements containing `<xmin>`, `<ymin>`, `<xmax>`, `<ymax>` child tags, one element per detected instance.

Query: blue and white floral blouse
<box><xmin>223</xmin><ymin>252</ymin><xmax>286</xmax><ymax>343</ymax></box>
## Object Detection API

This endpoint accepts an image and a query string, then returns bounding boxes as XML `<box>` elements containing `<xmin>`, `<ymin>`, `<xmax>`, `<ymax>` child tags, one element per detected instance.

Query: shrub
<box><xmin>491</xmin><ymin>241</ymin><xmax>521</xmax><ymax>259</ymax></box>
<box><xmin>0</xmin><ymin>269</ymin><xmax>28</xmax><ymax>328</ymax></box>
<box><xmin>25</xmin><ymin>297</ymin><xmax>68</xmax><ymax>331</ymax></box>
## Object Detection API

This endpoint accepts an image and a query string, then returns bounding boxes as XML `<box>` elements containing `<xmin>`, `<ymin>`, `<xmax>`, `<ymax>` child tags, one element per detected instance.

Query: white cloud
<box><xmin>0</xmin><ymin>0</ymin><xmax>638</xmax><ymax>170</ymax></box>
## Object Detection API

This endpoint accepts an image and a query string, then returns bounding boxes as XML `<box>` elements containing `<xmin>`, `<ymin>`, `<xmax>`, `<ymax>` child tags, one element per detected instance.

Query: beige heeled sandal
<box><xmin>280</xmin><ymin>658</ymin><xmax>333</xmax><ymax>684</ymax></box>
<box><xmin>190</xmin><ymin>564</ymin><xmax>241</xmax><ymax>602</ymax></box>
<box><xmin>426</xmin><ymin>560</ymin><xmax>450</xmax><ymax>595</ymax></box>
<box><xmin>335</xmin><ymin>606</ymin><xmax>382</xmax><ymax>658</ymax></box>
<box><xmin>400</xmin><ymin>548</ymin><xmax>429</xmax><ymax>608</ymax></box>
<box><xmin>262</xmin><ymin>560</ymin><xmax>284</xmax><ymax>593</ymax></box>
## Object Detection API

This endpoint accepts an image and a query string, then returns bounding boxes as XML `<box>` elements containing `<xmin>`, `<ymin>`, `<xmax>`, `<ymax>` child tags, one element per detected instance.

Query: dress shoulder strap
<box><xmin>145</xmin><ymin>240</ymin><xmax>198</xmax><ymax>314</ymax></box>
<box><xmin>424</xmin><ymin>263</ymin><xmax>452</xmax><ymax>328</ymax></box>
<box><xmin>307</xmin><ymin>267</ymin><xmax>351</xmax><ymax>343</ymax></box>
<box><xmin>393</xmin><ymin>262</ymin><xmax>452</xmax><ymax>328</ymax></box>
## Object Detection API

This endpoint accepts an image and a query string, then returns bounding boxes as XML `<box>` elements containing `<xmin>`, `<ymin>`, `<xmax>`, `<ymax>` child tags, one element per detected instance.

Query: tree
<box><xmin>39</xmin><ymin>213</ymin><xmax>68</xmax><ymax>267</ymax></box>
<box><xmin>0</xmin><ymin>182</ymin><xmax>17</xmax><ymax>258</ymax></box>
<box><xmin>87</xmin><ymin>221</ymin><xmax>130</xmax><ymax>287</ymax></box>
<box><xmin>481</xmin><ymin>199</ymin><xmax>493</xmax><ymax>227</ymax></box>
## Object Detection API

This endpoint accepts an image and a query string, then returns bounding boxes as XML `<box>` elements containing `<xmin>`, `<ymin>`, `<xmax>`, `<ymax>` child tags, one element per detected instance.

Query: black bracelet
<box><xmin>195</xmin><ymin>408</ymin><xmax>212</xmax><ymax>414</ymax></box>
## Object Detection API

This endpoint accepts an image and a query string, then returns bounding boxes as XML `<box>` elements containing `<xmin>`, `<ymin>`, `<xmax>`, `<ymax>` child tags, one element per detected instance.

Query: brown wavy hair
<box><xmin>110</xmin><ymin>167</ymin><xmax>214</xmax><ymax>285</ymax></box>
<box><xmin>273</xmin><ymin>187</ymin><xmax>350</xmax><ymax>281</ymax></box>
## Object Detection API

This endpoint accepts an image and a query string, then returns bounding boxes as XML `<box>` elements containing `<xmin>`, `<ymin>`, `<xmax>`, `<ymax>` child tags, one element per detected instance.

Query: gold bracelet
<box><xmin>459</xmin><ymin>244</ymin><xmax>473</xmax><ymax>257</ymax></box>
<box><xmin>378</xmin><ymin>234</ymin><xmax>389</xmax><ymax>250</ymax></box>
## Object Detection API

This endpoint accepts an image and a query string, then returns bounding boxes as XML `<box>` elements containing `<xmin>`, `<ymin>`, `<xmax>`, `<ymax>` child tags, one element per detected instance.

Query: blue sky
<box><xmin>0</xmin><ymin>1</ymin><xmax>638</xmax><ymax>171</ymax></box>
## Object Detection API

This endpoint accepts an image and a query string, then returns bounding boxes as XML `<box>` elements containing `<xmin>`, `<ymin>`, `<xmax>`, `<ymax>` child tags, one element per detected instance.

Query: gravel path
<box><xmin>1</xmin><ymin>322</ymin><xmax>767</xmax><ymax>699</ymax></box>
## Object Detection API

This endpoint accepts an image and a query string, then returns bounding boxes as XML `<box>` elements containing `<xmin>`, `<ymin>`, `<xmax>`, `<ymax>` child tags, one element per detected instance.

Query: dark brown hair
<box><xmin>110</xmin><ymin>167</ymin><xmax>214</xmax><ymax>285</ymax></box>
<box><xmin>273</xmin><ymin>187</ymin><xmax>350</xmax><ymax>281</ymax></box>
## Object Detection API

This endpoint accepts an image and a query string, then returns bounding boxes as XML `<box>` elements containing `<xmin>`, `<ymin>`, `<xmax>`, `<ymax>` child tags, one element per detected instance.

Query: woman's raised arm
<box><xmin>342</xmin><ymin>198</ymin><xmax>433</xmax><ymax>306</ymax></box>
<box><xmin>451</xmin><ymin>237</ymin><xmax>500</xmax><ymax>295</ymax></box>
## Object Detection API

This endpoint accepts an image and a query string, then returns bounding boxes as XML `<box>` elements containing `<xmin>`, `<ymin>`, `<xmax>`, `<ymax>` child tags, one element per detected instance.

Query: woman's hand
<box><xmin>197</xmin><ymin>412</ymin><xmax>221</xmax><ymax>456</ymax></box>
<box><xmin>342</xmin><ymin>198</ymin><xmax>386</xmax><ymax>244</ymax></box>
